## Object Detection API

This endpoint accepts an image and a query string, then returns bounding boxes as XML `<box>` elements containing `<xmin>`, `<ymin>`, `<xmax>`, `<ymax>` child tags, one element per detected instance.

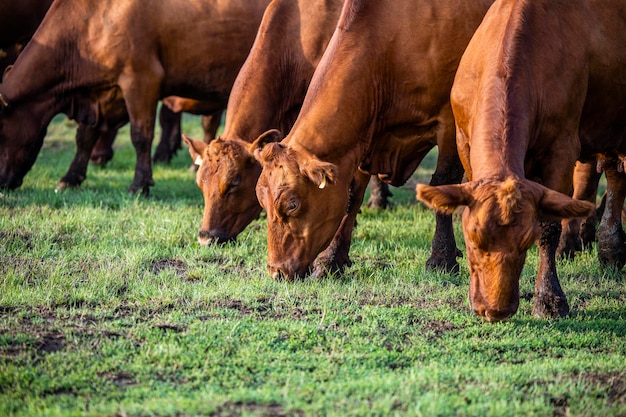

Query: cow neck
<box><xmin>469</xmin><ymin>136</ymin><xmax>526</xmax><ymax>183</ymax></box>
<box><xmin>221</xmin><ymin>6</ymin><xmax>321</xmax><ymax>145</ymax></box>
<box><xmin>221</xmin><ymin>57</ymin><xmax>308</xmax><ymax>144</ymax></box>
<box><xmin>281</xmin><ymin>25</ymin><xmax>382</xmax><ymax>185</ymax></box>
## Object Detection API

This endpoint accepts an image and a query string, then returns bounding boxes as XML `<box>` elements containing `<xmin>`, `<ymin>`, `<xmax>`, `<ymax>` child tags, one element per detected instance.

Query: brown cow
<box><xmin>252</xmin><ymin>0</ymin><xmax>495</xmax><ymax>280</ymax></box>
<box><xmin>182</xmin><ymin>0</ymin><xmax>345</xmax><ymax>245</ymax></box>
<box><xmin>416</xmin><ymin>0</ymin><xmax>625</xmax><ymax>321</ymax></box>
<box><xmin>0</xmin><ymin>0</ymin><xmax>271</xmax><ymax>195</ymax></box>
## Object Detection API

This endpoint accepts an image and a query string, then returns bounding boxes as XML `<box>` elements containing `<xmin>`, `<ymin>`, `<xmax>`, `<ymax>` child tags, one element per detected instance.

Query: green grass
<box><xmin>1</xmin><ymin>115</ymin><xmax>625</xmax><ymax>417</ymax></box>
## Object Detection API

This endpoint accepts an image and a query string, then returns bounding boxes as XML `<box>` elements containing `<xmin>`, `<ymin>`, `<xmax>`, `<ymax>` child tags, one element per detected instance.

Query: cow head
<box><xmin>183</xmin><ymin>134</ymin><xmax>263</xmax><ymax>245</ymax></box>
<box><xmin>0</xmin><ymin>90</ymin><xmax>51</xmax><ymax>190</ymax></box>
<box><xmin>417</xmin><ymin>177</ymin><xmax>595</xmax><ymax>322</ymax></box>
<box><xmin>252</xmin><ymin>130</ymin><xmax>347</xmax><ymax>280</ymax></box>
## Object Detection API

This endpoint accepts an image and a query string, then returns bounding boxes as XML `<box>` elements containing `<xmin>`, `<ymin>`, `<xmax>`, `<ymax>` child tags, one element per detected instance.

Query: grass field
<box><xmin>1</xmin><ymin>114</ymin><xmax>625</xmax><ymax>417</ymax></box>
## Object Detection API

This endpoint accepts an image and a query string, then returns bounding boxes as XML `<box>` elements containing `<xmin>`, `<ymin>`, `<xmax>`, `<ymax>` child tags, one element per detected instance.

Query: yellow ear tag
<box><xmin>318</xmin><ymin>176</ymin><xmax>327</xmax><ymax>189</ymax></box>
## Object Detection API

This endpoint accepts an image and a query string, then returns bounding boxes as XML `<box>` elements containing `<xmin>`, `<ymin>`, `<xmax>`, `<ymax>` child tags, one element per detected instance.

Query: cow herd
<box><xmin>1</xmin><ymin>0</ymin><xmax>625</xmax><ymax>323</ymax></box>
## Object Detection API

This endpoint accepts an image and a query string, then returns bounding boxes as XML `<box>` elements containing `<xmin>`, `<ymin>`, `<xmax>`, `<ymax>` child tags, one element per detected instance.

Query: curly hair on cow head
<box><xmin>496</xmin><ymin>177</ymin><xmax>523</xmax><ymax>225</ymax></box>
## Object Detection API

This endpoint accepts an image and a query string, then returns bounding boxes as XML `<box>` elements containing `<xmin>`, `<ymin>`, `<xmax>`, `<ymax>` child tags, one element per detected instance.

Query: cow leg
<box><xmin>201</xmin><ymin>110</ymin><xmax>223</xmax><ymax>143</ymax></box>
<box><xmin>365</xmin><ymin>176</ymin><xmax>392</xmax><ymax>209</ymax></box>
<box><xmin>56</xmin><ymin>123</ymin><xmax>102</xmax><ymax>191</ymax></box>
<box><xmin>128</xmin><ymin>120</ymin><xmax>157</xmax><ymax>196</ymax></box>
<box><xmin>153</xmin><ymin>105</ymin><xmax>181</xmax><ymax>164</ymax></box>
<box><xmin>119</xmin><ymin>68</ymin><xmax>162</xmax><ymax>196</ymax></box>
<box><xmin>557</xmin><ymin>161</ymin><xmax>601</xmax><ymax>258</ymax></box>
<box><xmin>425</xmin><ymin>144</ymin><xmax>465</xmax><ymax>273</ymax></box>
<box><xmin>597</xmin><ymin>163</ymin><xmax>626</xmax><ymax>271</ymax></box>
<box><xmin>89</xmin><ymin>128</ymin><xmax>117</xmax><ymax>166</ymax></box>
<box><xmin>532</xmin><ymin>218</ymin><xmax>569</xmax><ymax>318</ymax></box>
<box><xmin>310</xmin><ymin>169</ymin><xmax>370</xmax><ymax>278</ymax></box>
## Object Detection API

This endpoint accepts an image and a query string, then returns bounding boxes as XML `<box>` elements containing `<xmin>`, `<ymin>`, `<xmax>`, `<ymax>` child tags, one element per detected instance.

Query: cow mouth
<box><xmin>0</xmin><ymin>175</ymin><xmax>23</xmax><ymax>190</ymax></box>
<box><xmin>197</xmin><ymin>230</ymin><xmax>236</xmax><ymax>245</ymax></box>
<box><xmin>473</xmin><ymin>304</ymin><xmax>518</xmax><ymax>323</ymax></box>
<box><xmin>268</xmin><ymin>263</ymin><xmax>312</xmax><ymax>281</ymax></box>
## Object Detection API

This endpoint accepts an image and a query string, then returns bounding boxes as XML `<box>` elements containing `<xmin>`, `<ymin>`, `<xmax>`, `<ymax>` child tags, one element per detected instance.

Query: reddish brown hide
<box><xmin>0</xmin><ymin>0</ymin><xmax>271</xmax><ymax>195</ymax></box>
<box><xmin>417</xmin><ymin>0</ymin><xmax>625</xmax><ymax>321</ymax></box>
<box><xmin>253</xmin><ymin>0</ymin><xmax>495</xmax><ymax>280</ymax></box>
<box><xmin>182</xmin><ymin>0</ymin><xmax>344</xmax><ymax>245</ymax></box>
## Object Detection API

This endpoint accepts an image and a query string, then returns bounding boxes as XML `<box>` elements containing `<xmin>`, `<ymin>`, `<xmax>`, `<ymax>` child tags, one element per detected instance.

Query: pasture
<box><xmin>1</xmin><ymin>114</ymin><xmax>625</xmax><ymax>417</ymax></box>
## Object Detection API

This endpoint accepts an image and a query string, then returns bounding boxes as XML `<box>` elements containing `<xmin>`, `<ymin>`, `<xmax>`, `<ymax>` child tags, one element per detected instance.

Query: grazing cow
<box><xmin>0</xmin><ymin>0</ymin><xmax>271</xmax><ymax>195</ymax></box>
<box><xmin>416</xmin><ymin>0</ymin><xmax>625</xmax><ymax>321</ymax></box>
<box><xmin>182</xmin><ymin>0</ymin><xmax>345</xmax><ymax>245</ymax></box>
<box><xmin>251</xmin><ymin>0</ymin><xmax>494</xmax><ymax>280</ymax></box>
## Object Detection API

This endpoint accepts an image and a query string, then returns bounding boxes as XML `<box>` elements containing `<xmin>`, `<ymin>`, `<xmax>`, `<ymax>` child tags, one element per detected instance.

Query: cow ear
<box><xmin>537</xmin><ymin>185</ymin><xmax>595</xmax><ymax>220</ymax></box>
<box><xmin>301</xmin><ymin>158</ymin><xmax>337</xmax><ymax>189</ymax></box>
<box><xmin>250</xmin><ymin>129</ymin><xmax>283</xmax><ymax>163</ymax></box>
<box><xmin>2</xmin><ymin>64</ymin><xmax>13</xmax><ymax>81</ymax></box>
<box><xmin>182</xmin><ymin>134</ymin><xmax>208</xmax><ymax>166</ymax></box>
<box><xmin>416</xmin><ymin>183</ymin><xmax>474</xmax><ymax>214</ymax></box>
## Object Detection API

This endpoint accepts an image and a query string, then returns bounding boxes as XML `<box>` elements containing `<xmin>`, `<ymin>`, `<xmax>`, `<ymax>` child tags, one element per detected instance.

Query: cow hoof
<box><xmin>365</xmin><ymin>196</ymin><xmax>390</xmax><ymax>209</ymax></box>
<box><xmin>55</xmin><ymin>179</ymin><xmax>83</xmax><ymax>192</ymax></box>
<box><xmin>152</xmin><ymin>150</ymin><xmax>173</xmax><ymax>164</ymax></box>
<box><xmin>90</xmin><ymin>155</ymin><xmax>111</xmax><ymax>166</ymax></box>
<box><xmin>598</xmin><ymin>251</ymin><xmax>626</xmax><ymax>272</ymax></box>
<box><xmin>127</xmin><ymin>184</ymin><xmax>152</xmax><ymax>197</ymax></box>
<box><xmin>311</xmin><ymin>256</ymin><xmax>351</xmax><ymax>279</ymax></box>
<box><xmin>425</xmin><ymin>259</ymin><xmax>460</xmax><ymax>274</ymax></box>
<box><xmin>55</xmin><ymin>181</ymin><xmax>70</xmax><ymax>193</ymax></box>
<box><xmin>556</xmin><ymin>235</ymin><xmax>581</xmax><ymax>260</ymax></box>
<box><xmin>597</xmin><ymin>231</ymin><xmax>626</xmax><ymax>272</ymax></box>
<box><xmin>532</xmin><ymin>294</ymin><xmax>570</xmax><ymax>319</ymax></box>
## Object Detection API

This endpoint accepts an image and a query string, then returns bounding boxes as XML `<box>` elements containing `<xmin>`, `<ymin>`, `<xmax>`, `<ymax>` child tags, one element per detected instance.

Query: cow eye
<box><xmin>224</xmin><ymin>175</ymin><xmax>241</xmax><ymax>195</ymax></box>
<box><xmin>284</xmin><ymin>198</ymin><xmax>300</xmax><ymax>215</ymax></box>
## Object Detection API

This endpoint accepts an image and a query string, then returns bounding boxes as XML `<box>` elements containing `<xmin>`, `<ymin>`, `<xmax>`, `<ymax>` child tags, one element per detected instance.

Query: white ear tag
<box><xmin>195</xmin><ymin>156</ymin><xmax>203</xmax><ymax>166</ymax></box>
<box><xmin>319</xmin><ymin>176</ymin><xmax>327</xmax><ymax>189</ymax></box>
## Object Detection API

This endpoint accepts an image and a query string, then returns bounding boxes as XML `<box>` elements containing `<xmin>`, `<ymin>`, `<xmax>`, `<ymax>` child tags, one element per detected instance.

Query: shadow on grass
<box><xmin>513</xmin><ymin>308</ymin><xmax>626</xmax><ymax>336</ymax></box>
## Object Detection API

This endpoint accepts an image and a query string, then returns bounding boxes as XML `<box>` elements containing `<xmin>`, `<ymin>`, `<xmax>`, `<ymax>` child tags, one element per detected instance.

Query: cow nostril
<box><xmin>268</xmin><ymin>264</ymin><xmax>292</xmax><ymax>281</ymax></box>
<box><xmin>270</xmin><ymin>267</ymin><xmax>287</xmax><ymax>281</ymax></box>
<box><xmin>198</xmin><ymin>230</ymin><xmax>234</xmax><ymax>245</ymax></box>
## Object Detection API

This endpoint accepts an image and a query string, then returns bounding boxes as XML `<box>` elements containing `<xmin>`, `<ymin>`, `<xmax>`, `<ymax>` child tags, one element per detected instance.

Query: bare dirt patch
<box><xmin>154</xmin><ymin>323</ymin><xmax>186</xmax><ymax>333</ymax></box>
<box><xmin>210</xmin><ymin>298</ymin><xmax>321</xmax><ymax>321</ymax></box>
<box><xmin>423</xmin><ymin>319</ymin><xmax>461</xmax><ymax>339</ymax></box>
<box><xmin>210</xmin><ymin>401</ymin><xmax>303</xmax><ymax>417</ymax></box>
<box><xmin>151</xmin><ymin>258</ymin><xmax>188</xmax><ymax>279</ymax></box>
<box><xmin>37</xmin><ymin>331</ymin><xmax>66</xmax><ymax>353</ymax></box>
<box><xmin>583</xmin><ymin>371</ymin><xmax>626</xmax><ymax>405</ymax></box>
<box><xmin>0</xmin><ymin>230</ymin><xmax>33</xmax><ymax>250</ymax></box>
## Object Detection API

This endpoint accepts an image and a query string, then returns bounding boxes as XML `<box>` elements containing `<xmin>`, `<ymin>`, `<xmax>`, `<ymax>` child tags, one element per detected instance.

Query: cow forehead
<box><xmin>203</xmin><ymin>141</ymin><xmax>248</xmax><ymax>175</ymax></box>
<box><xmin>261</xmin><ymin>167</ymin><xmax>306</xmax><ymax>207</ymax></box>
<box><xmin>471</xmin><ymin>178</ymin><xmax>535</xmax><ymax>226</ymax></box>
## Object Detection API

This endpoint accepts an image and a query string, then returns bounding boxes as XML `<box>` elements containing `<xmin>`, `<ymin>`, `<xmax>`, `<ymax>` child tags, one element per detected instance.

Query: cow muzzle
<box><xmin>198</xmin><ymin>230</ymin><xmax>235</xmax><ymax>245</ymax></box>
<box><xmin>267</xmin><ymin>261</ymin><xmax>310</xmax><ymax>281</ymax></box>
